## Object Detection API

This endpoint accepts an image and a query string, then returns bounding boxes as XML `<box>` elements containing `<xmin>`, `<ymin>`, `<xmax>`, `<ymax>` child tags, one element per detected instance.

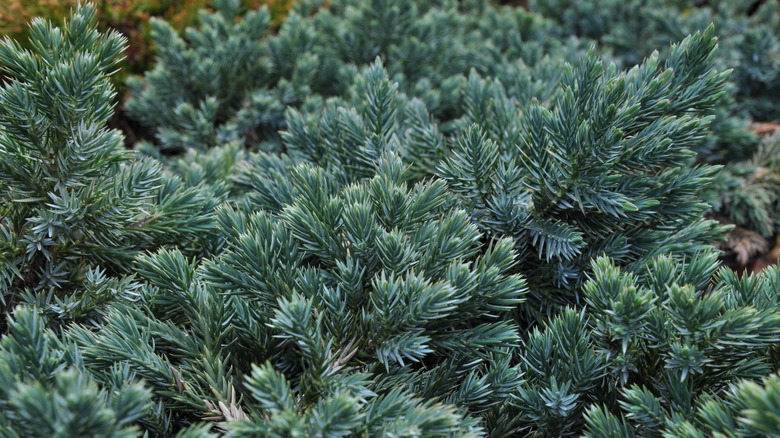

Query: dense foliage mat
<box><xmin>0</xmin><ymin>0</ymin><xmax>295</xmax><ymax>91</ymax></box>
<box><xmin>1</xmin><ymin>1</ymin><xmax>779</xmax><ymax>437</ymax></box>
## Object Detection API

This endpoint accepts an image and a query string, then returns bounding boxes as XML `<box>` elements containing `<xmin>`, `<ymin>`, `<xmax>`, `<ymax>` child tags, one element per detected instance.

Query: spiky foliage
<box><xmin>126</xmin><ymin>0</ymin><xmax>563</xmax><ymax>153</ymax></box>
<box><xmin>0</xmin><ymin>4</ymin><xmax>218</xmax><ymax>324</ymax></box>
<box><xmin>1</xmin><ymin>1</ymin><xmax>780</xmax><ymax>437</ymax></box>
<box><xmin>129</xmin><ymin>0</ymin><xmax>780</xmax><ymax>246</ymax></box>
<box><xmin>0</xmin><ymin>307</ymin><xmax>151</xmax><ymax>437</ymax></box>
<box><xmin>128</xmin><ymin>0</ymin><xmax>779</xmax><ymax>243</ymax></box>
<box><xmin>438</xmin><ymin>28</ymin><xmax>731</xmax><ymax>314</ymax></box>
<box><xmin>531</xmin><ymin>0</ymin><xmax>780</xmax><ymax>241</ymax></box>
<box><xmin>581</xmin><ymin>261</ymin><xmax>780</xmax><ymax>438</ymax></box>
<box><xmin>125</xmin><ymin>0</ymin><xmax>316</xmax><ymax>152</ymax></box>
<box><xmin>710</xmin><ymin>133</ymin><xmax>780</xmax><ymax>238</ymax></box>
<box><xmin>61</xmin><ymin>155</ymin><xmax>523</xmax><ymax>435</ymax></box>
<box><xmin>531</xmin><ymin>0</ymin><xmax>778</xmax><ymax>144</ymax></box>
<box><xmin>532</xmin><ymin>0</ymin><xmax>780</xmax><ymax>109</ymax></box>
<box><xmin>0</xmin><ymin>0</ymin><xmax>296</xmax><ymax>92</ymax></box>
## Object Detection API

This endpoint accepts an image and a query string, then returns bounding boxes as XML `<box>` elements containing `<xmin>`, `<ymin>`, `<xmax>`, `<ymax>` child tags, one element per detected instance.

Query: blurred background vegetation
<box><xmin>0</xmin><ymin>0</ymin><xmax>297</xmax><ymax>145</ymax></box>
<box><xmin>0</xmin><ymin>0</ymin><xmax>296</xmax><ymax>91</ymax></box>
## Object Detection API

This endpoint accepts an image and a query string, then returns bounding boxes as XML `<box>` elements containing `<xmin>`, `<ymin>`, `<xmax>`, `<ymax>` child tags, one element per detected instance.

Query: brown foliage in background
<box><xmin>0</xmin><ymin>0</ymin><xmax>295</xmax><ymax>85</ymax></box>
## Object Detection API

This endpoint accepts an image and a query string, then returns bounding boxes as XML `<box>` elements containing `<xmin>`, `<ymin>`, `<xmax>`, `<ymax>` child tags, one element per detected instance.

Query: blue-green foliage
<box><xmin>0</xmin><ymin>4</ymin><xmax>219</xmax><ymax>324</ymax></box>
<box><xmin>533</xmin><ymin>0</ymin><xmax>780</xmax><ymax>120</ymax></box>
<box><xmin>582</xmin><ymin>261</ymin><xmax>780</xmax><ymax>437</ymax></box>
<box><xmin>709</xmin><ymin>134</ymin><xmax>780</xmax><ymax>238</ymax></box>
<box><xmin>0</xmin><ymin>1</ymin><xmax>779</xmax><ymax>437</ymax></box>
<box><xmin>126</xmin><ymin>0</ymin><xmax>564</xmax><ymax>153</ymax></box>
<box><xmin>129</xmin><ymin>0</ymin><xmax>779</xmax><ymax>239</ymax></box>
<box><xmin>0</xmin><ymin>307</ymin><xmax>150</xmax><ymax>437</ymax></box>
<box><xmin>532</xmin><ymin>0</ymin><xmax>780</xmax><ymax>237</ymax></box>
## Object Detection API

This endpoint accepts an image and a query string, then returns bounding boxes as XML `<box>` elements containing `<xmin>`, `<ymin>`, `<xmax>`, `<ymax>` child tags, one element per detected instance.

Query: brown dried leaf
<box><xmin>750</xmin><ymin>121</ymin><xmax>780</xmax><ymax>137</ymax></box>
<box><xmin>717</xmin><ymin>227</ymin><xmax>769</xmax><ymax>267</ymax></box>
<box><xmin>202</xmin><ymin>386</ymin><xmax>249</xmax><ymax>430</ymax></box>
